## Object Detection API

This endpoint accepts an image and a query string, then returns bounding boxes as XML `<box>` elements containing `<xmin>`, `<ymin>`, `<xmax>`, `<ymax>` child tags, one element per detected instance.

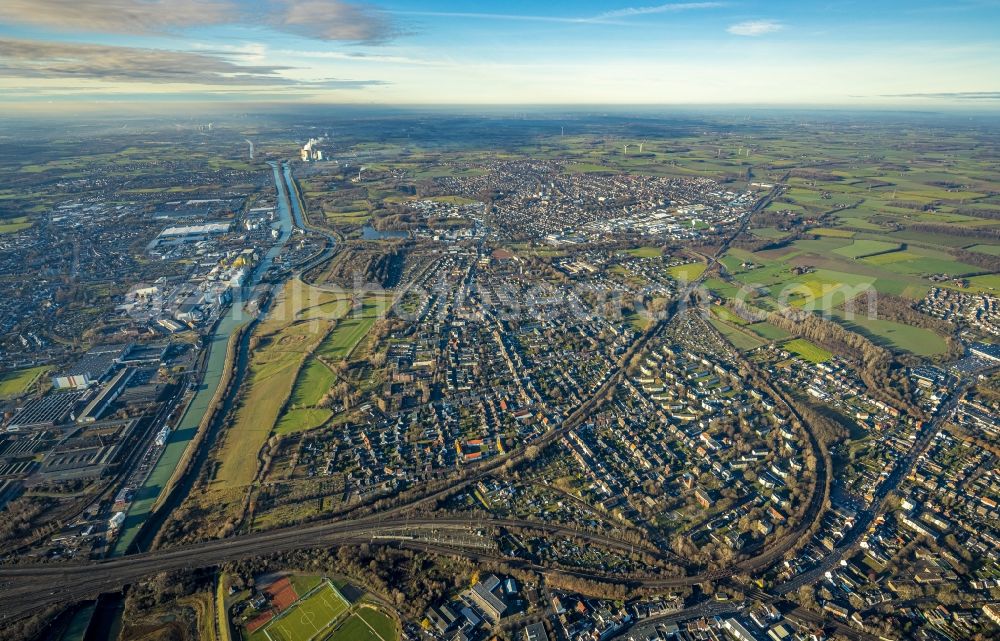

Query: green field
<box><xmin>862</xmin><ymin>250</ymin><xmax>920</xmax><ymax>266</ymax></box>
<box><xmin>625</xmin><ymin>246</ymin><xmax>663</xmax><ymax>258</ymax></box>
<box><xmin>832</xmin><ymin>311</ymin><xmax>949</xmax><ymax>356</ymax></box>
<box><xmin>880</xmin><ymin>253</ymin><xmax>984</xmax><ymax>277</ymax></box>
<box><xmin>316</xmin><ymin>294</ymin><xmax>390</xmax><ymax>361</ymax></box>
<box><xmin>274</xmin><ymin>408</ymin><xmax>333</xmax><ymax>435</ymax></box>
<box><xmin>668</xmin><ymin>262</ymin><xmax>707</xmax><ymax>281</ymax></box>
<box><xmin>290</xmin><ymin>358</ymin><xmax>336</xmax><ymax>407</ymax></box>
<box><xmin>209</xmin><ymin>281</ymin><xmax>340</xmax><ymax>493</ymax></box>
<box><xmin>318</xmin><ymin>316</ymin><xmax>378</xmax><ymax>360</ymax></box>
<box><xmin>323</xmin><ymin>607</ymin><xmax>397</xmax><ymax>641</ymax></box>
<box><xmin>704</xmin><ymin>277</ymin><xmax>751</xmax><ymax>301</ymax></box>
<box><xmin>710</xmin><ymin>318</ymin><xmax>767</xmax><ymax>352</ymax></box>
<box><xmin>710</xmin><ymin>305</ymin><xmax>747</xmax><ymax>325</ymax></box>
<box><xmin>0</xmin><ymin>366</ymin><xmax>48</xmax><ymax>399</ymax></box>
<box><xmin>748</xmin><ymin>322</ymin><xmax>791</xmax><ymax>341</ymax></box>
<box><xmin>772</xmin><ymin>269</ymin><xmax>876</xmax><ymax>312</ymax></box>
<box><xmin>959</xmin><ymin>274</ymin><xmax>1000</xmax><ymax>293</ymax></box>
<box><xmin>783</xmin><ymin>339</ymin><xmax>832</xmax><ymax>363</ymax></box>
<box><xmin>0</xmin><ymin>216</ymin><xmax>32</xmax><ymax>234</ymax></box>
<box><xmin>831</xmin><ymin>240</ymin><xmax>901</xmax><ymax>259</ymax></box>
<box><xmin>836</xmin><ymin>217</ymin><xmax>885</xmax><ymax>231</ymax></box>
<box><xmin>264</xmin><ymin>581</ymin><xmax>350</xmax><ymax>641</ymax></box>
<box><xmin>967</xmin><ymin>244</ymin><xmax>1000</xmax><ymax>257</ymax></box>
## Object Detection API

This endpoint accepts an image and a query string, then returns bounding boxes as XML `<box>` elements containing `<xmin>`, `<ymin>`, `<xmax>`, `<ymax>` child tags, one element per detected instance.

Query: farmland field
<box><xmin>877</xmin><ymin>256</ymin><xmax>981</xmax><ymax>277</ymax></box>
<box><xmin>831</xmin><ymin>240</ymin><xmax>901</xmax><ymax>259</ymax></box>
<box><xmin>751</xmin><ymin>227</ymin><xmax>789</xmax><ymax>240</ymax></box>
<box><xmin>710</xmin><ymin>305</ymin><xmax>747</xmax><ymax>325</ymax></box>
<box><xmin>772</xmin><ymin>269</ymin><xmax>875</xmax><ymax>312</ymax></box>
<box><xmin>967</xmin><ymin>244</ymin><xmax>1000</xmax><ymax>257</ymax></box>
<box><xmin>960</xmin><ymin>274</ymin><xmax>1000</xmax><ymax>293</ymax></box>
<box><xmin>813</xmin><ymin>227</ymin><xmax>856</xmax><ymax>238</ymax></box>
<box><xmin>201</xmin><ymin>279</ymin><xmax>347</xmax><ymax>510</ymax></box>
<box><xmin>316</xmin><ymin>293</ymin><xmax>392</xmax><ymax>360</ymax></box>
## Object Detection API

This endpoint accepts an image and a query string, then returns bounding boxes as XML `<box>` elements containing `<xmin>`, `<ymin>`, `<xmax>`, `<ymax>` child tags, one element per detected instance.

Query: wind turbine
<box><xmin>639</xmin><ymin>140</ymin><xmax>647</xmax><ymax>153</ymax></box>
<box><xmin>624</xmin><ymin>144</ymin><xmax>631</xmax><ymax>156</ymax></box>
<box><xmin>245</xmin><ymin>139</ymin><xmax>254</xmax><ymax>161</ymax></box>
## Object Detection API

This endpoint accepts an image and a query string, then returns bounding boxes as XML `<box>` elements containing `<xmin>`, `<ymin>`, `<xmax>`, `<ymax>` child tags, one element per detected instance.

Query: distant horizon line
<box><xmin>2</xmin><ymin>101</ymin><xmax>1000</xmax><ymax>118</ymax></box>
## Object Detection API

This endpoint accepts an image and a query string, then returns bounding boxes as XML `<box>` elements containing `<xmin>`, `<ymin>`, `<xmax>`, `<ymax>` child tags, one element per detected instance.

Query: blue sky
<box><xmin>0</xmin><ymin>0</ymin><xmax>998</xmax><ymax>108</ymax></box>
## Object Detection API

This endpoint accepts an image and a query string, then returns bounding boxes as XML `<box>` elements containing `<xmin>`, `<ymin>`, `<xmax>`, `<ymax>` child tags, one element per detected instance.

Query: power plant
<box><xmin>300</xmin><ymin>137</ymin><xmax>326</xmax><ymax>162</ymax></box>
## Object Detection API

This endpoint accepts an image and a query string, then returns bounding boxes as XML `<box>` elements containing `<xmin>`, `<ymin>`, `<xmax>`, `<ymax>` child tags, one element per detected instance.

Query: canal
<box><xmin>111</xmin><ymin>162</ymin><xmax>294</xmax><ymax>555</ymax></box>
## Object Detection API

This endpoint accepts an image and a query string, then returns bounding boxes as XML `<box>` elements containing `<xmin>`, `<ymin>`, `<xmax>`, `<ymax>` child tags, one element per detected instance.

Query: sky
<box><xmin>1</xmin><ymin>0</ymin><xmax>999</xmax><ymax>109</ymax></box>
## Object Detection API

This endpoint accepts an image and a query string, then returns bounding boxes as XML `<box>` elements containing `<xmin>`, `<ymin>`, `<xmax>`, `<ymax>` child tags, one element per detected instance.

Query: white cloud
<box><xmin>275</xmin><ymin>0</ymin><xmax>398</xmax><ymax>43</ymax></box>
<box><xmin>597</xmin><ymin>3</ymin><xmax>725</xmax><ymax>20</ymax></box>
<box><xmin>727</xmin><ymin>20</ymin><xmax>784</xmax><ymax>36</ymax></box>
<box><xmin>0</xmin><ymin>0</ymin><xmax>234</xmax><ymax>34</ymax></box>
<box><xmin>395</xmin><ymin>3</ymin><xmax>723</xmax><ymax>26</ymax></box>
<box><xmin>0</xmin><ymin>37</ymin><xmax>383</xmax><ymax>88</ymax></box>
<box><xmin>0</xmin><ymin>0</ymin><xmax>399</xmax><ymax>43</ymax></box>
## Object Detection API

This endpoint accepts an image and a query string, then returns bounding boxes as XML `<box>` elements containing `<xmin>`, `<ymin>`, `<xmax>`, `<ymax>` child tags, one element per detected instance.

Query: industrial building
<box><xmin>53</xmin><ymin>344</ymin><xmax>130</xmax><ymax>390</ymax></box>
<box><xmin>467</xmin><ymin>574</ymin><xmax>508</xmax><ymax>623</ymax></box>
<box><xmin>76</xmin><ymin>367</ymin><xmax>135</xmax><ymax>423</ymax></box>
<box><xmin>7</xmin><ymin>390</ymin><xmax>88</xmax><ymax>431</ymax></box>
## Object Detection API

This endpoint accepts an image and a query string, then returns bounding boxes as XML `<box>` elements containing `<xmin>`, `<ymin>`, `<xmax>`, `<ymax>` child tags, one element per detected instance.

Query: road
<box><xmin>772</xmin><ymin>380</ymin><xmax>967</xmax><ymax>596</ymax></box>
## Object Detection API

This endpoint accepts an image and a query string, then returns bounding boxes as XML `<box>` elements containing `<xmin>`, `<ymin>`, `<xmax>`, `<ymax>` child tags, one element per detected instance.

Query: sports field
<box><xmin>324</xmin><ymin>606</ymin><xmax>397</xmax><ymax>641</ymax></box>
<box><xmin>263</xmin><ymin>581</ymin><xmax>350</xmax><ymax>641</ymax></box>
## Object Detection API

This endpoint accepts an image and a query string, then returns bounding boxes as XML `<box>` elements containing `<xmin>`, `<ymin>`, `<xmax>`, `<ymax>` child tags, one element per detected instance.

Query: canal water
<box><xmin>111</xmin><ymin>162</ymin><xmax>294</xmax><ymax>555</ymax></box>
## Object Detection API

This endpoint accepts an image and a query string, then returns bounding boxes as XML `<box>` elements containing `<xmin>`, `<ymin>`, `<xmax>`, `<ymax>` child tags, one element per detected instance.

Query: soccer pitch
<box><xmin>264</xmin><ymin>581</ymin><xmax>350</xmax><ymax>641</ymax></box>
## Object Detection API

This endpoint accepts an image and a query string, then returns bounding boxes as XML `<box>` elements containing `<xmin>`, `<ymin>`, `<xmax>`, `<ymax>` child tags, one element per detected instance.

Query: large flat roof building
<box><xmin>467</xmin><ymin>575</ymin><xmax>508</xmax><ymax>623</ymax></box>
